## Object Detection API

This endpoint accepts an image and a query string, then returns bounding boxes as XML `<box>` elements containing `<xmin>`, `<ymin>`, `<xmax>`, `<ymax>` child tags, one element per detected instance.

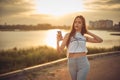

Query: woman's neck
<box><xmin>76</xmin><ymin>28</ymin><xmax>81</xmax><ymax>32</ymax></box>
<box><xmin>76</xmin><ymin>30</ymin><xmax>81</xmax><ymax>33</ymax></box>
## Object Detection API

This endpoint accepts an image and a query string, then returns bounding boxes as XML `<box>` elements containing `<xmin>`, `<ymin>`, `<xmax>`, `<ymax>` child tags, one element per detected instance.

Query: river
<box><xmin>0</xmin><ymin>29</ymin><xmax>120</xmax><ymax>50</ymax></box>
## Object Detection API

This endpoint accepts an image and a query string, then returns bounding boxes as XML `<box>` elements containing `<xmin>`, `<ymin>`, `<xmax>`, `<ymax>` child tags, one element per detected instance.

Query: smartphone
<box><xmin>57</xmin><ymin>31</ymin><xmax>63</xmax><ymax>40</ymax></box>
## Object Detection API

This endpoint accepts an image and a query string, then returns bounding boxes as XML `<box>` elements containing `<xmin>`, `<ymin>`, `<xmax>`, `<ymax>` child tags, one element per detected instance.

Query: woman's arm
<box><xmin>57</xmin><ymin>33</ymin><xmax>69</xmax><ymax>53</ymax></box>
<box><xmin>85</xmin><ymin>31</ymin><xmax>103</xmax><ymax>43</ymax></box>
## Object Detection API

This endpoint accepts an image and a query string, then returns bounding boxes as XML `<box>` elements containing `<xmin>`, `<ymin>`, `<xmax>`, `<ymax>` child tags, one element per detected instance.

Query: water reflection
<box><xmin>45</xmin><ymin>30</ymin><xmax>57</xmax><ymax>48</ymax></box>
<box><xmin>45</xmin><ymin>29</ymin><xmax>66</xmax><ymax>48</ymax></box>
<box><xmin>45</xmin><ymin>29</ymin><xmax>120</xmax><ymax>49</ymax></box>
<box><xmin>0</xmin><ymin>29</ymin><xmax>120</xmax><ymax>50</ymax></box>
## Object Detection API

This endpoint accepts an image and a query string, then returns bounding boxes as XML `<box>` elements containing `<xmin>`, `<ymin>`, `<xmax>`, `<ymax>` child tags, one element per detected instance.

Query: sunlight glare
<box><xmin>45</xmin><ymin>29</ymin><xmax>66</xmax><ymax>48</ymax></box>
<box><xmin>45</xmin><ymin>30</ymin><xmax>57</xmax><ymax>48</ymax></box>
<box><xmin>34</xmin><ymin>0</ymin><xmax>85</xmax><ymax>16</ymax></box>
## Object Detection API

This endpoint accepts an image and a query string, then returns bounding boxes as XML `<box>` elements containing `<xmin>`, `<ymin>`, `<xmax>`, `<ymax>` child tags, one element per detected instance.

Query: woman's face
<box><xmin>74</xmin><ymin>17</ymin><xmax>83</xmax><ymax>31</ymax></box>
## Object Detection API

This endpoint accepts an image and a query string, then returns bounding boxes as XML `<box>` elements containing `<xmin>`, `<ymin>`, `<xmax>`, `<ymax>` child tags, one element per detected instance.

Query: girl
<box><xmin>57</xmin><ymin>15</ymin><xmax>103</xmax><ymax>80</ymax></box>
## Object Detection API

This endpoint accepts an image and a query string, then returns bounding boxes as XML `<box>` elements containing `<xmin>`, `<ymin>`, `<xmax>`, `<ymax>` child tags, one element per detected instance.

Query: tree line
<box><xmin>0</xmin><ymin>23</ymin><xmax>70</xmax><ymax>31</ymax></box>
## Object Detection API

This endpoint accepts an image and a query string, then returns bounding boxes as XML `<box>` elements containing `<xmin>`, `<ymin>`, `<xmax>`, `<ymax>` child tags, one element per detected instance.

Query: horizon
<box><xmin>0</xmin><ymin>0</ymin><xmax>120</xmax><ymax>26</ymax></box>
<box><xmin>0</xmin><ymin>19</ymin><xmax>118</xmax><ymax>26</ymax></box>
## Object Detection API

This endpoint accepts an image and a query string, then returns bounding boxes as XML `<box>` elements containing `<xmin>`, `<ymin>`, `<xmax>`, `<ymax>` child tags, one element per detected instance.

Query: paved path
<box><xmin>1</xmin><ymin>54</ymin><xmax>120</xmax><ymax>80</ymax></box>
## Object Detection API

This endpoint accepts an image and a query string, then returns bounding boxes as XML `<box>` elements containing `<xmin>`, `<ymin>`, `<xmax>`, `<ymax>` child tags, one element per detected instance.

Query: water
<box><xmin>0</xmin><ymin>29</ymin><xmax>120</xmax><ymax>50</ymax></box>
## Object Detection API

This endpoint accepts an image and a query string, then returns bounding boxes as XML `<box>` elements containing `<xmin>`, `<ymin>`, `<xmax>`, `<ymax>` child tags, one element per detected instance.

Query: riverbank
<box><xmin>1</xmin><ymin>51</ymin><xmax>120</xmax><ymax>80</ymax></box>
<box><xmin>0</xmin><ymin>46</ymin><xmax>120</xmax><ymax>74</ymax></box>
<box><xmin>110</xmin><ymin>33</ymin><xmax>120</xmax><ymax>36</ymax></box>
<box><xmin>0</xmin><ymin>28</ymin><xmax>120</xmax><ymax>32</ymax></box>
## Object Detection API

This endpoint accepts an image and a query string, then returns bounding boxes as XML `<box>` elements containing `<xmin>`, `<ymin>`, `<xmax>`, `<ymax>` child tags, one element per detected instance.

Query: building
<box><xmin>114</xmin><ymin>22</ymin><xmax>120</xmax><ymax>29</ymax></box>
<box><xmin>89</xmin><ymin>20</ymin><xmax>113</xmax><ymax>29</ymax></box>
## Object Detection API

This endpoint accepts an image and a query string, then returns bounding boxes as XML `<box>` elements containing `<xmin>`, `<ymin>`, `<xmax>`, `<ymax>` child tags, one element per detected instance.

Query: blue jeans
<box><xmin>68</xmin><ymin>56</ymin><xmax>90</xmax><ymax>80</ymax></box>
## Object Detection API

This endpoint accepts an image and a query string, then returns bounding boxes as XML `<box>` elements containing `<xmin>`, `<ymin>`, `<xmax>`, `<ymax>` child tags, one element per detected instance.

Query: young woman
<box><xmin>57</xmin><ymin>15</ymin><xmax>103</xmax><ymax>80</ymax></box>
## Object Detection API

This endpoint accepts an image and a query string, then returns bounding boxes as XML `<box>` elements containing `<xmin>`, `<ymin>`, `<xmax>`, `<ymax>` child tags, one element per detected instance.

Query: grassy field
<box><xmin>0</xmin><ymin>46</ymin><xmax>120</xmax><ymax>74</ymax></box>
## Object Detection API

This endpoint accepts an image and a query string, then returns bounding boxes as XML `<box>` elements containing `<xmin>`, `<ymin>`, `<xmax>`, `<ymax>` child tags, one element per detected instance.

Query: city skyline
<box><xmin>0</xmin><ymin>0</ymin><xmax>120</xmax><ymax>26</ymax></box>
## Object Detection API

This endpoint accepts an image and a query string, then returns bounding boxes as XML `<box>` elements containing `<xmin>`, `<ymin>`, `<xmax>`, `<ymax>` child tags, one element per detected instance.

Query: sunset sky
<box><xmin>0</xmin><ymin>0</ymin><xmax>120</xmax><ymax>26</ymax></box>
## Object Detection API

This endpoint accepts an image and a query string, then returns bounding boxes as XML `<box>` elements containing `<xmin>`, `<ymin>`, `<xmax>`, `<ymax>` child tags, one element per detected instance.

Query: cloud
<box><xmin>84</xmin><ymin>0</ymin><xmax>120</xmax><ymax>11</ymax></box>
<box><xmin>0</xmin><ymin>0</ymin><xmax>120</xmax><ymax>25</ymax></box>
<box><xmin>0</xmin><ymin>0</ymin><xmax>34</xmax><ymax>17</ymax></box>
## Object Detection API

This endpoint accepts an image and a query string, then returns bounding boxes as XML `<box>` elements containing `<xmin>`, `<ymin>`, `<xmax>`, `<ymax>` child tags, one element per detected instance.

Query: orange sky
<box><xmin>0</xmin><ymin>0</ymin><xmax>120</xmax><ymax>26</ymax></box>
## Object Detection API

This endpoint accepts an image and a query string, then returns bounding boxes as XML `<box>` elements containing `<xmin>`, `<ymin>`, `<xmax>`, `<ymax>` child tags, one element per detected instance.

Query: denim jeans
<box><xmin>68</xmin><ymin>56</ymin><xmax>90</xmax><ymax>80</ymax></box>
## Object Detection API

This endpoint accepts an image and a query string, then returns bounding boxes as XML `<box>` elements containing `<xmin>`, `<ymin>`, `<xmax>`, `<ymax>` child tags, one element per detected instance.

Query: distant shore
<box><xmin>110</xmin><ymin>33</ymin><xmax>120</xmax><ymax>36</ymax></box>
<box><xmin>0</xmin><ymin>28</ymin><xmax>120</xmax><ymax>32</ymax></box>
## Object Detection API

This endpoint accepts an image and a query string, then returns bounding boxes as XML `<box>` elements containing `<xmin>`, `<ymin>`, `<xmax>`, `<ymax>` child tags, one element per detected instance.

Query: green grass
<box><xmin>0</xmin><ymin>45</ymin><xmax>120</xmax><ymax>74</ymax></box>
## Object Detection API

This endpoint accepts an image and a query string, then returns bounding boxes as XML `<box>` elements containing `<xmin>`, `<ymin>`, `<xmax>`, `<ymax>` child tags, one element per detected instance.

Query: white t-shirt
<box><xmin>67</xmin><ymin>32</ymin><xmax>88</xmax><ymax>53</ymax></box>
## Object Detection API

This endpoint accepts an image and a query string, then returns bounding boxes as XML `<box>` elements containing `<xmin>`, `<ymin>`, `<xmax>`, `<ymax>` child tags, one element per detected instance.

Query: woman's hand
<box><xmin>57</xmin><ymin>33</ymin><xmax>63</xmax><ymax>42</ymax></box>
<box><xmin>56</xmin><ymin>33</ymin><xmax>69</xmax><ymax>53</ymax></box>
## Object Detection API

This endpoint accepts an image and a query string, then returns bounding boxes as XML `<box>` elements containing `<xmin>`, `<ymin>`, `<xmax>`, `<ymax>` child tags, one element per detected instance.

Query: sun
<box><xmin>33</xmin><ymin>0</ymin><xmax>85</xmax><ymax>16</ymax></box>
